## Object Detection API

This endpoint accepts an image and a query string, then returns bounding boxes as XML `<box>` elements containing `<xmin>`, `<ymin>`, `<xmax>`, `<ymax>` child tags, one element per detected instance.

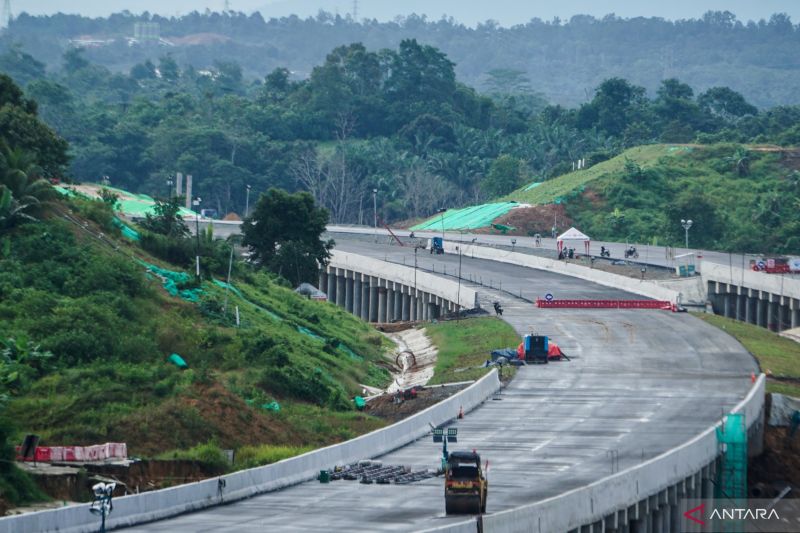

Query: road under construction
<box><xmin>123</xmin><ymin>235</ymin><xmax>757</xmax><ymax>532</ymax></box>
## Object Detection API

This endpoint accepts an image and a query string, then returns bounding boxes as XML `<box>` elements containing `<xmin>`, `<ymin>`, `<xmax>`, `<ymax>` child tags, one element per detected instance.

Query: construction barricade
<box><xmin>536</xmin><ymin>299</ymin><xmax>674</xmax><ymax>311</ymax></box>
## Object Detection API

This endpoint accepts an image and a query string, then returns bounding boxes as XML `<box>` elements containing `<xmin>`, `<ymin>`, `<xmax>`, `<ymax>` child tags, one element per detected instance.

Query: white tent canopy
<box><xmin>556</xmin><ymin>227</ymin><xmax>591</xmax><ymax>254</ymax></box>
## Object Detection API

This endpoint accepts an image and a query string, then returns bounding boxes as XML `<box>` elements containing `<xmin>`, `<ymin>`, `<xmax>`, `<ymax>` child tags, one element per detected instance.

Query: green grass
<box><xmin>504</xmin><ymin>144</ymin><xmax>683</xmax><ymax>205</ymax></box>
<box><xmin>234</xmin><ymin>444</ymin><xmax>315</xmax><ymax>469</ymax></box>
<box><xmin>426</xmin><ymin>317</ymin><xmax>521</xmax><ymax>384</ymax></box>
<box><xmin>696</xmin><ymin>314</ymin><xmax>800</xmax><ymax>396</ymax></box>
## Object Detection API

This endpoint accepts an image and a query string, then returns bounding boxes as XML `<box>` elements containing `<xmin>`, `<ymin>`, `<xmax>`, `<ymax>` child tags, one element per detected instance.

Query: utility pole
<box><xmin>352</xmin><ymin>0</ymin><xmax>358</xmax><ymax>20</ymax></box>
<box><xmin>193</xmin><ymin>197</ymin><xmax>202</xmax><ymax>279</ymax></box>
<box><xmin>245</xmin><ymin>184</ymin><xmax>251</xmax><ymax>218</ymax></box>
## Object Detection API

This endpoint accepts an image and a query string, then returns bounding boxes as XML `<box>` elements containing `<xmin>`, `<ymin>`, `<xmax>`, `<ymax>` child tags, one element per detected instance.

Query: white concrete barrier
<box><xmin>0</xmin><ymin>371</ymin><xmax>501</xmax><ymax>533</ymax></box>
<box><xmin>442</xmin><ymin>242</ymin><xmax>681</xmax><ymax>304</ymax></box>
<box><xmin>330</xmin><ymin>250</ymin><xmax>479</xmax><ymax>310</ymax></box>
<box><xmin>422</xmin><ymin>374</ymin><xmax>765</xmax><ymax>533</ymax></box>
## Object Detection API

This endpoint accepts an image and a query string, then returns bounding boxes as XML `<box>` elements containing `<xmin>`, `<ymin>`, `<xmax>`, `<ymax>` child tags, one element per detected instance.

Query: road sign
<box><xmin>545</xmin><ymin>293</ymin><xmax>554</xmax><ymax>302</ymax></box>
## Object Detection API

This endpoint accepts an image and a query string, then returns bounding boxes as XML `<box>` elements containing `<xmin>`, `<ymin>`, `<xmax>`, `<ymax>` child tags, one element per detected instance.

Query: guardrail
<box><xmin>0</xmin><ymin>371</ymin><xmax>501</xmax><ymax>533</ymax></box>
<box><xmin>421</xmin><ymin>374</ymin><xmax>766</xmax><ymax>533</ymax></box>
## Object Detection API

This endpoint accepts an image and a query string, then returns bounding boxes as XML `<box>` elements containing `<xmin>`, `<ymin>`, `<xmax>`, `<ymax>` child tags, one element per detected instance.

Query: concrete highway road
<box><xmin>125</xmin><ymin>237</ymin><xmax>757</xmax><ymax>532</ymax></box>
<box><xmin>199</xmin><ymin>219</ymin><xmax>761</xmax><ymax>272</ymax></box>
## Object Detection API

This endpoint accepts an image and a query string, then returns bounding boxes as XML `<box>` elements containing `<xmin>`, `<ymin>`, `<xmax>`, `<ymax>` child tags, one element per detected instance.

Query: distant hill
<box><xmin>5</xmin><ymin>10</ymin><xmax>800</xmax><ymax>107</ymax></box>
<box><xmin>417</xmin><ymin>143</ymin><xmax>800</xmax><ymax>254</ymax></box>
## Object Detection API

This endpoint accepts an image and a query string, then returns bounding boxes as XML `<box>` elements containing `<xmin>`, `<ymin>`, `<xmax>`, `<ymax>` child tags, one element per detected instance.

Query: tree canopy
<box><xmin>242</xmin><ymin>188</ymin><xmax>333</xmax><ymax>286</ymax></box>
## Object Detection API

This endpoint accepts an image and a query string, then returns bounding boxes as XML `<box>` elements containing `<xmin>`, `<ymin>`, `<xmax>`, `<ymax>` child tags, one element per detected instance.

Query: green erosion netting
<box><xmin>212</xmin><ymin>278</ymin><xmax>242</xmax><ymax>297</ymax></box>
<box><xmin>139</xmin><ymin>260</ymin><xmax>203</xmax><ymax>302</ymax></box>
<box><xmin>112</xmin><ymin>217</ymin><xmax>140</xmax><ymax>241</ymax></box>
<box><xmin>411</xmin><ymin>202</ymin><xmax>518</xmax><ymax>231</ymax></box>
<box><xmin>522</xmin><ymin>181</ymin><xmax>542</xmax><ymax>191</ymax></box>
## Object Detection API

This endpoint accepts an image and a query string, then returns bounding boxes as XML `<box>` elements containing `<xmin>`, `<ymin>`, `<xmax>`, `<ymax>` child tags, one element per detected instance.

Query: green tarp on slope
<box><xmin>410</xmin><ymin>202</ymin><xmax>518</xmax><ymax>231</ymax></box>
<box><xmin>139</xmin><ymin>260</ymin><xmax>203</xmax><ymax>302</ymax></box>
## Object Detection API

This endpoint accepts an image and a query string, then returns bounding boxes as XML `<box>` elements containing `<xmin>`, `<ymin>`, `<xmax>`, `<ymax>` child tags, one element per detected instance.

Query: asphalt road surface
<box><xmin>125</xmin><ymin>238</ymin><xmax>757</xmax><ymax>532</ymax></box>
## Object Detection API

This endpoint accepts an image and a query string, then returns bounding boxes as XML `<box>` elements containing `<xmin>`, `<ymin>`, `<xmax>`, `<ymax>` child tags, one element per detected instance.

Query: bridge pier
<box><xmin>378</xmin><ymin>287</ymin><xmax>387</xmax><ymax>323</ymax></box>
<box><xmin>345</xmin><ymin>274</ymin><xmax>354</xmax><ymax>313</ymax></box>
<box><xmin>353</xmin><ymin>277</ymin><xmax>362</xmax><ymax>317</ymax></box>
<box><xmin>336</xmin><ymin>272</ymin><xmax>346</xmax><ymax>308</ymax></box>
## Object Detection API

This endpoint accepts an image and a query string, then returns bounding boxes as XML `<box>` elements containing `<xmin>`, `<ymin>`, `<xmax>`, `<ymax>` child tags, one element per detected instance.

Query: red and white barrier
<box><xmin>536</xmin><ymin>299</ymin><xmax>674</xmax><ymax>311</ymax></box>
<box><xmin>16</xmin><ymin>443</ymin><xmax>127</xmax><ymax>462</ymax></box>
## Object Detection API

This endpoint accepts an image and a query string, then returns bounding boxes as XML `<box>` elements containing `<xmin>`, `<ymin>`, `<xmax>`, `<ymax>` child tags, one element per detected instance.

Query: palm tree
<box><xmin>0</xmin><ymin>186</ymin><xmax>38</xmax><ymax>229</ymax></box>
<box><xmin>725</xmin><ymin>147</ymin><xmax>751</xmax><ymax>177</ymax></box>
<box><xmin>0</xmin><ymin>144</ymin><xmax>53</xmax><ymax>225</ymax></box>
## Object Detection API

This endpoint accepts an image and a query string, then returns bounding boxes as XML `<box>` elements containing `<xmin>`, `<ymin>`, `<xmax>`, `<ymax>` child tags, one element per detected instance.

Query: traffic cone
<box><xmin>751</xmin><ymin>372</ymin><xmax>756</xmax><ymax>383</ymax></box>
<box><xmin>458</xmin><ymin>406</ymin><xmax>464</xmax><ymax>419</ymax></box>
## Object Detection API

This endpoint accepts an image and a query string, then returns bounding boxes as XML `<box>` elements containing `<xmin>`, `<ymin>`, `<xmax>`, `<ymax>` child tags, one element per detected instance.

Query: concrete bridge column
<box><xmin>417</xmin><ymin>297</ymin><xmax>424</xmax><ymax>321</ymax></box>
<box><xmin>353</xmin><ymin>277</ymin><xmax>362</xmax><ymax>317</ymax></box>
<box><xmin>421</xmin><ymin>293</ymin><xmax>429</xmax><ymax>321</ymax></box>
<box><xmin>745</xmin><ymin>294</ymin><xmax>754</xmax><ymax>324</ymax></box>
<box><xmin>318</xmin><ymin>270</ymin><xmax>327</xmax><ymax>295</ymax></box>
<box><xmin>394</xmin><ymin>285</ymin><xmax>403</xmax><ymax>320</ymax></box>
<box><xmin>668</xmin><ymin>485</ymin><xmax>680</xmax><ymax>533</ymax></box>
<box><xmin>735</xmin><ymin>291</ymin><xmax>744</xmax><ymax>321</ymax></box>
<box><xmin>402</xmin><ymin>291</ymin><xmax>410</xmax><ymax>321</ymax></box>
<box><xmin>386</xmin><ymin>286</ymin><xmax>395</xmax><ymax>322</ymax></box>
<box><xmin>345</xmin><ymin>273</ymin><xmax>354</xmax><ymax>313</ymax></box>
<box><xmin>410</xmin><ymin>293</ymin><xmax>418</xmax><ymax>321</ymax></box>
<box><xmin>767</xmin><ymin>298</ymin><xmax>776</xmax><ymax>331</ymax></box>
<box><xmin>378</xmin><ymin>287</ymin><xmax>388</xmax><ymax>323</ymax></box>
<box><xmin>757</xmin><ymin>297</ymin><xmax>766</xmax><ymax>328</ymax></box>
<box><xmin>336</xmin><ymin>271</ymin><xmax>346</xmax><ymax>308</ymax></box>
<box><xmin>792</xmin><ymin>299</ymin><xmax>800</xmax><ymax>328</ymax></box>
<box><xmin>360</xmin><ymin>276</ymin><xmax>370</xmax><ymax>321</ymax></box>
<box><xmin>327</xmin><ymin>267</ymin><xmax>336</xmax><ymax>303</ymax></box>
<box><xmin>723</xmin><ymin>291</ymin><xmax>731</xmax><ymax>318</ymax></box>
<box><xmin>369</xmin><ymin>277</ymin><xmax>378</xmax><ymax>322</ymax></box>
<box><xmin>777</xmin><ymin>303</ymin><xmax>785</xmax><ymax>332</ymax></box>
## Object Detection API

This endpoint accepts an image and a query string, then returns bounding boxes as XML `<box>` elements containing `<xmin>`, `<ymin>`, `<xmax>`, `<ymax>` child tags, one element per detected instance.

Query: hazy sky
<box><xmin>20</xmin><ymin>1</ymin><xmax>800</xmax><ymax>26</ymax></box>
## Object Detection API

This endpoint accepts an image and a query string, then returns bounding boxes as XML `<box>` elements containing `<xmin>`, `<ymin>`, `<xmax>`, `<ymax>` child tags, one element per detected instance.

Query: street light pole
<box><xmin>245</xmin><ymin>184</ymin><xmax>251</xmax><ymax>218</ymax></box>
<box><xmin>456</xmin><ymin>245</ymin><xmax>462</xmax><ymax>323</ymax></box>
<box><xmin>681</xmin><ymin>219</ymin><xmax>693</xmax><ymax>249</ymax></box>
<box><xmin>372</xmin><ymin>188</ymin><xmax>378</xmax><ymax>242</ymax></box>
<box><xmin>193</xmin><ymin>196</ymin><xmax>202</xmax><ymax>279</ymax></box>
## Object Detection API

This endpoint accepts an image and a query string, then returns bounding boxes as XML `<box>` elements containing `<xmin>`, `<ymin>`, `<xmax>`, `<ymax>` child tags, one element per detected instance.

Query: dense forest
<box><xmin>1</xmin><ymin>29</ymin><xmax>799</xmax><ymax>226</ymax></box>
<box><xmin>4</xmin><ymin>10</ymin><xmax>800</xmax><ymax>108</ymax></box>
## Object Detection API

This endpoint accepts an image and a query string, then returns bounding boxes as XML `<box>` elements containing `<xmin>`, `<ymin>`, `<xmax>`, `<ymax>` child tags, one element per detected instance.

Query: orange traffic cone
<box><xmin>751</xmin><ymin>372</ymin><xmax>756</xmax><ymax>383</ymax></box>
<box><xmin>458</xmin><ymin>406</ymin><xmax>464</xmax><ymax>419</ymax></box>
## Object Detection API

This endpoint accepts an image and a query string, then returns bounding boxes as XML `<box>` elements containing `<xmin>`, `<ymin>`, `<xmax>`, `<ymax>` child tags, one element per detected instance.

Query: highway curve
<box><xmin>125</xmin><ymin>237</ymin><xmax>756</xmax><ymax>532</ymax></box>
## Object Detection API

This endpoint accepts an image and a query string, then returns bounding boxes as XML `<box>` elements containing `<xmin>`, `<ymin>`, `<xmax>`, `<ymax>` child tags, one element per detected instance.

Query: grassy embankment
<box><xmin>1</xmin><ymin>196</ymin><xmax>393</xmax><ymax>471</ymax></box>
<box><xmin>426</xmin><ymin>317</ymin><xmax>521</xmax><ymax>384</ymax></box>
<box><xmin>697</xmin><ymin>314</ymin><xmax>800</xmax><ymax>397</ymax></box>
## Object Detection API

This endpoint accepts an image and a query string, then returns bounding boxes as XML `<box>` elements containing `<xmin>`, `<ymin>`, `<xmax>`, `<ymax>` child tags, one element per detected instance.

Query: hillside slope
<box><xmin>1</xmin><ymin>197</ymin><xmax>391</xmax><ymax>457</ymax></box>
<box><xmin>415</xmin><ymin>143</ymin><xmax>799</xmax><ymax>254</ymax></box>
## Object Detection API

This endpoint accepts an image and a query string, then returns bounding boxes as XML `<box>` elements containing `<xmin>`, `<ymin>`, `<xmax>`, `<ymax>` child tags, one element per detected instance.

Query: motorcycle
<box><xmin>600</xmin><ymin>247</ymin><xmax>611</xmax><ymax>258</ymax></box>
<box><xmin>624</xmin><ymin>247</ymin><xmax>639</xmax><ymax>259</ymax></box>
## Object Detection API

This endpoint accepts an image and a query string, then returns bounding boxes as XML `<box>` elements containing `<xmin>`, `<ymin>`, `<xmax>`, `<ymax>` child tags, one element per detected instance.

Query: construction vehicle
<box><xmin>430</xmin><ymin>237</ymin><xmax>445</xmax><ymax>254</ymax></box>
<box><xmin>444</xmin><ymin>451</ymin><xmax>487</xmax><ymax>514</ymax></box>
